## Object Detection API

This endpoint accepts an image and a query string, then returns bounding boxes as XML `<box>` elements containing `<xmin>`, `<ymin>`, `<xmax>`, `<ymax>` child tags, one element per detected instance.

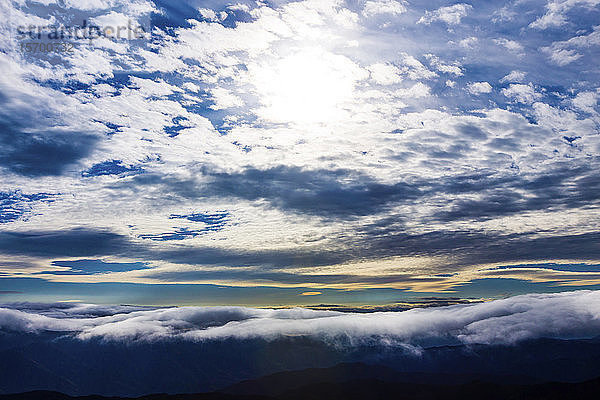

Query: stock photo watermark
<box><xmin>12</xmin><ymin>0</ymin><xmax>152</xmax><ymax>61</ymax></box>
<box><xmin>17</xmin><ymin>19</ymin><xmax>149</xmax><ymax>54</ymax></box>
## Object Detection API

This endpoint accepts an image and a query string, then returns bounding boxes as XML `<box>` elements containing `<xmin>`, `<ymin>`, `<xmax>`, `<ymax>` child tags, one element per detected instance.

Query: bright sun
<box><xmin>250</xmin><ymin>47</ymin><xmax>364</xmax><ymax>125</ymax></box>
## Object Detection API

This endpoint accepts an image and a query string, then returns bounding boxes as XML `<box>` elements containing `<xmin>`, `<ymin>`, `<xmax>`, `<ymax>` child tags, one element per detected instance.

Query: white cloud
<box><xmin>572</xmin><ymin>91</ymin><xmax>598</xmax><ymax>113</ymax></box>
<box><xmin>502</xmin><ymin>83</ymin><xmax>541</xmax><ymax>104</ymax></box>
<box><xmin>543</xmin><ymin>26</ymin><xmax>600</xmax><ymax>65</ymax></box>
<box><xmin>500</xmin><ymin>70</ymin><xmax>526</xmax><ymax>83</ymax></box>
<box><xmin>368</xmin><ymin>63</ymin><xmax>403</xmax><ymax>84</ymax></box>
<box><xmin>209</xmin><ymin>88</ymin><xmax>244</xmax><ymax>110</ymax></box>
<box><xmin>399</xmin><ymin>53</ymin><xmax>437</xmax><ymax>80</ymax></box>
<box><xmin>530</xmin><ymin>0</ymin><xmax>600</xmax><ymax>29</ymax></box>
<box><xmin>198</xmin><ymin>8</ymin><xmax>222</xmax><ymax>22</ymax></box>
<box><xmin>2</xmin><ymin>291</ymin><xmax>600</xmax><ymax>346</ymax></box>
<box><xmin>425</xmin><ymin>54</ymin><xmax>463</xmax><ymax>76</ymax></box>
<box><xmin>493</xmin><ymin>38</ymin><xmax>525</xmax><ymax>55</ymax></box>
<box><xmin>395</xmin><ymin>82</ymin><xmax>431</xmax><ymax>98</ymax></box>
<box><xmin>533</xmin><ymin>101</ymin><xmax>598</xmax><ymax>135</ymax></box>
<box><xmin>467</xmin><ymin>81</ymin><xmax>492</xmax><ymax>94</ymax></box>
<box><xmin>458</xmin><ymin>36</ymin><xmax>478</xmax><ymax>48</ymax></box>
<box><xmin>546</xmin><ymin>48</ymin><xmax>583</xmax><ymax>65</ymax></box>
<box><xmin>418</xmin><ymin>3</ymin><xmax>472</xmax><ymax>25</ymax></box>
<box><xmin>362</xmin><ymin>0</ymin><xmax>407</xmax><ymax>17</ymax></box>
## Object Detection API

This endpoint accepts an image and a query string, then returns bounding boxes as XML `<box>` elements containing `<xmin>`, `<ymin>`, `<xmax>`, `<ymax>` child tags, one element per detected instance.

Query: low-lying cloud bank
<box><xmin>1</xmin><ymin>291</ymin><xmax>600</xmax><ymax>346</ymax></box>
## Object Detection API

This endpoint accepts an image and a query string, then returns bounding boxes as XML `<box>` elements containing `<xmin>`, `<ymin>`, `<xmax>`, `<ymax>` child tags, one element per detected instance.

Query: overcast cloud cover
<box><xmin>1</xmin><ymin>291</ymin><xmax>600</xmax><ymax>346</ymax></box>
<box><xmin>0</xmin><ymin>0</ymin><xmax>600</xmax><ymax>302</ymax></box>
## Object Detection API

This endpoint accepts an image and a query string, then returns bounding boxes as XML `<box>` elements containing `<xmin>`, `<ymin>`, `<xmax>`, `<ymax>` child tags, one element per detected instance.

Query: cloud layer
<box><xmin>2</xmin><ymin>291</ymin><xmax>600</xmax><ymax>346</ymax></box>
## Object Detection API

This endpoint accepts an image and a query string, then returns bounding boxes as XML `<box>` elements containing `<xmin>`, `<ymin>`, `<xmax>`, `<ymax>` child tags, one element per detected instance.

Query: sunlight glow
<box><xmin>250</xmin><ymin>47</ymin><xmax>366</xmax><ymax>124</ymax></box>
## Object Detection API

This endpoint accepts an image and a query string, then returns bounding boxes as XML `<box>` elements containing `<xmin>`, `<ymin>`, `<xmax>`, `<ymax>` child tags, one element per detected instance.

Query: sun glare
<box><xmin>250</xmin><ymin>47</ymin><xmax>364</xmax><ymax>125</ymax></box>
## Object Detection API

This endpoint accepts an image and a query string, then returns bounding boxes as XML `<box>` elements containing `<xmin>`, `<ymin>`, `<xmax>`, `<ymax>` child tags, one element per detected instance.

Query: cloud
<box><xmin>368</xmin><ymin>63</ymin><xmax>403</xmax><ymax>85</ymax></box>
<box><xmin>500</xmin><ymin>70</ymin><xmax>526</xmax><ymax>83</ymax></box>
<box><xmin>0</xmin><ymin>229</ymin><xmax>134</xmax><ymax>258</ymax></box>
<box><xmin>530</xmin><ymin>0</ymin><xmax>600</xmax><ymax>29</ymax></box>
<box><xmin>0</xmin><ymin>55</ymin><xmax>103</xmax><ymax>177</ymax></box>
<box><xmin>467</xmin><ymin>82</ymin><xmax>492</xmax><ymax>95</ymax></box>
<box><xmin>1</xmin><ymin>291</ymin><xmax>600</xmax><ymax>346</ymax></box>
<box><xmin>0</xmin><ymin>191</ymin><xmax>57</xmax><ymax>224</ymax></box>
<box><xmin>493</xmin><ymin>38</ymin><xmax>525</xmax><ymax>56</ymax></box>
<box><xmin>542</xmin><ymin>26</ymin><xmax>600</xmax><ymax>65</ymax></box>
<box><xmin>545</xmin><ymin>48</ymin><xmax>583</xmax><ymax>65</ymax></box>
<box><xmin>0</xmin><ymin>117</ymin><xmax>100</xmax><ymax>177</ymax></box>
<box><xmin>418</xmin><ymin>3</ymin><xmax>472</xmax><ymax>25</ymax></box>
<box><xmin>425</xmin><ymin>54</ymin><xmax>463</xmax><ymax>76</ymax></box>
<box><xmin>502</xmin><ymin>83</ymin><xmax>541</xmax><ymax>104</ymax></box>
<box><xmin>362</xmin><ymin>0</ymin><xmax>407</xmax><ymax>17</ymax></box>
<box><xmin>572</xmin><ymin>91</ymin><xmax>598</xmax><ymax>113</ymax></box>
<box><xmin>125</xmin><ymin>166</ymin><xmax>423</xmax><ymax>218</ymax></box>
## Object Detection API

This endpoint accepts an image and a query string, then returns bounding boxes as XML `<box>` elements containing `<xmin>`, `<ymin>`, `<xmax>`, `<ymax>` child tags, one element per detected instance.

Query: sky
<box><xmin>0</xmin><ymin>0</ymin><xmax>599</xmax><ymax>306</ymax></box>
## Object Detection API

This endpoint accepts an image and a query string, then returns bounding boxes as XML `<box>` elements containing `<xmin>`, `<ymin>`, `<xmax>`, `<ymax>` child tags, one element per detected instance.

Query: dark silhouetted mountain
<box><xmin>1</xmin><ymin>368</ymin><xmax>600</xmax><ymax>400</ymax></box>
<box><xmin>2</xmin><ymin>330</ymin><xmax>600</xmax><ymax>397</ymax></box>
<box><xmin>224</xmin><ymin>362</ymin><xmax>540</xmax><ymax>397</ymax></box>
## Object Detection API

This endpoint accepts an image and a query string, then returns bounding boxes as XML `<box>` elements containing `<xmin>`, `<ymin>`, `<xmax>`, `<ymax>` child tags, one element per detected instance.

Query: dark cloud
<box><xmin>138</xmin><ymin>227</ymin><xmax>600</xmax><ymax>279</ymax></box>
<box><xmin>0</xmin><ymin>228</ymin><xmax>133</xmax><ymax>258</ymax></box>
<box><xmin>0</xmin><ymin>223</ymin><xmax>598</xmax><ymax>287</ymax></box>
<box><xmin>0</xmin><ymin>101</ymin><xmax>100</xmax><ymax>177</ymax></box>
<box><xmin>0</xmin><ymin>120</ymin><xmax>99</xmax><ymax>177</ymax></box>
<box><xmin>366</xmin><ymin>230</ymin><xmax>600</xmax><ymax>269</ymax></box>
<box><xmin>434</xmin><ymin>162</ymin><xmax>600</xmax><ymax>222</ymax></box>
<box><xmin>204</xmin><ymin>166</ymin><xmax>423</xmax><ymax>218</ymax></box>
<box><xmin>123</xmin><ymin>166</ymin><xmax>422</xmax><ymax>218</ymax></box>
<box><xmin>120</xmin><ymin>157</ymin><xmax>600</xmax><ymax>227</ymax></box>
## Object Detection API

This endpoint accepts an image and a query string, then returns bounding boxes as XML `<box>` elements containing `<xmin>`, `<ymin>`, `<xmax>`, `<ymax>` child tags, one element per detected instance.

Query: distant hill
<box><xmin>2</xmin><ymin>332</ymin><xmax>600</xmax><ymax>397</ymax></box>
<box><xmin>1</xmin><ymin>362</ymin><xmax>600</xmax><ymax>400</ymax></box>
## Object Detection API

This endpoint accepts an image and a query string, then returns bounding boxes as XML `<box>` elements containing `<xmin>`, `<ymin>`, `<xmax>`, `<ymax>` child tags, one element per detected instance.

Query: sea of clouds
<box><xmin>1</xmin><ymin>291</ymin><xmax>600</xmax><ymax>347</ymax></box>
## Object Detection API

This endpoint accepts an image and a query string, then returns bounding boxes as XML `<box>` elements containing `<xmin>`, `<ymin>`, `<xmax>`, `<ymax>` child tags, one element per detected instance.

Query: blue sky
<box><xmin>1</xmin><ymin>0</ymin><xmax>599</xmax><ymax>306</ymax></box>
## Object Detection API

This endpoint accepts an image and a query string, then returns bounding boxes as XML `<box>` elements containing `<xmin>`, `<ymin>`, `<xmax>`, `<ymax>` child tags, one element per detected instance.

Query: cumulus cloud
<box><xmin>572</xmin><ymin>91</ymin><xmax>598</xmax><ymax>113</ymax></box>
<box><xmin>368</xmin><ymin>63</ymin><xmax>403</xmax><ymax>85</ymax></box>
<box><xmin>425</xmin><ymin>54</ymin><xmax>463</xmax><ymax>76</ymax></box>
<box><xmin>467</xmin><ymin>82</ymin><xmax>492</xmax><ymax>94</ymax></box>
<box><xmin>502</xmin><ymin>83</ymin><xmax>542</xmax><ymax>104</ymax></box>
<box><xmin>362</xmin><ymin>0</ymin><xmax>407</xmax><ymax>17</ymax></box>
<box><xmin>2</xmin><ymin>291</ymin><xmax>600</xmax><ymax>346</ymax></box>
<box><xmin>418</xmin><ymin>3</ymin><xmax>472</xmax><ymax>25</ymax></box>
